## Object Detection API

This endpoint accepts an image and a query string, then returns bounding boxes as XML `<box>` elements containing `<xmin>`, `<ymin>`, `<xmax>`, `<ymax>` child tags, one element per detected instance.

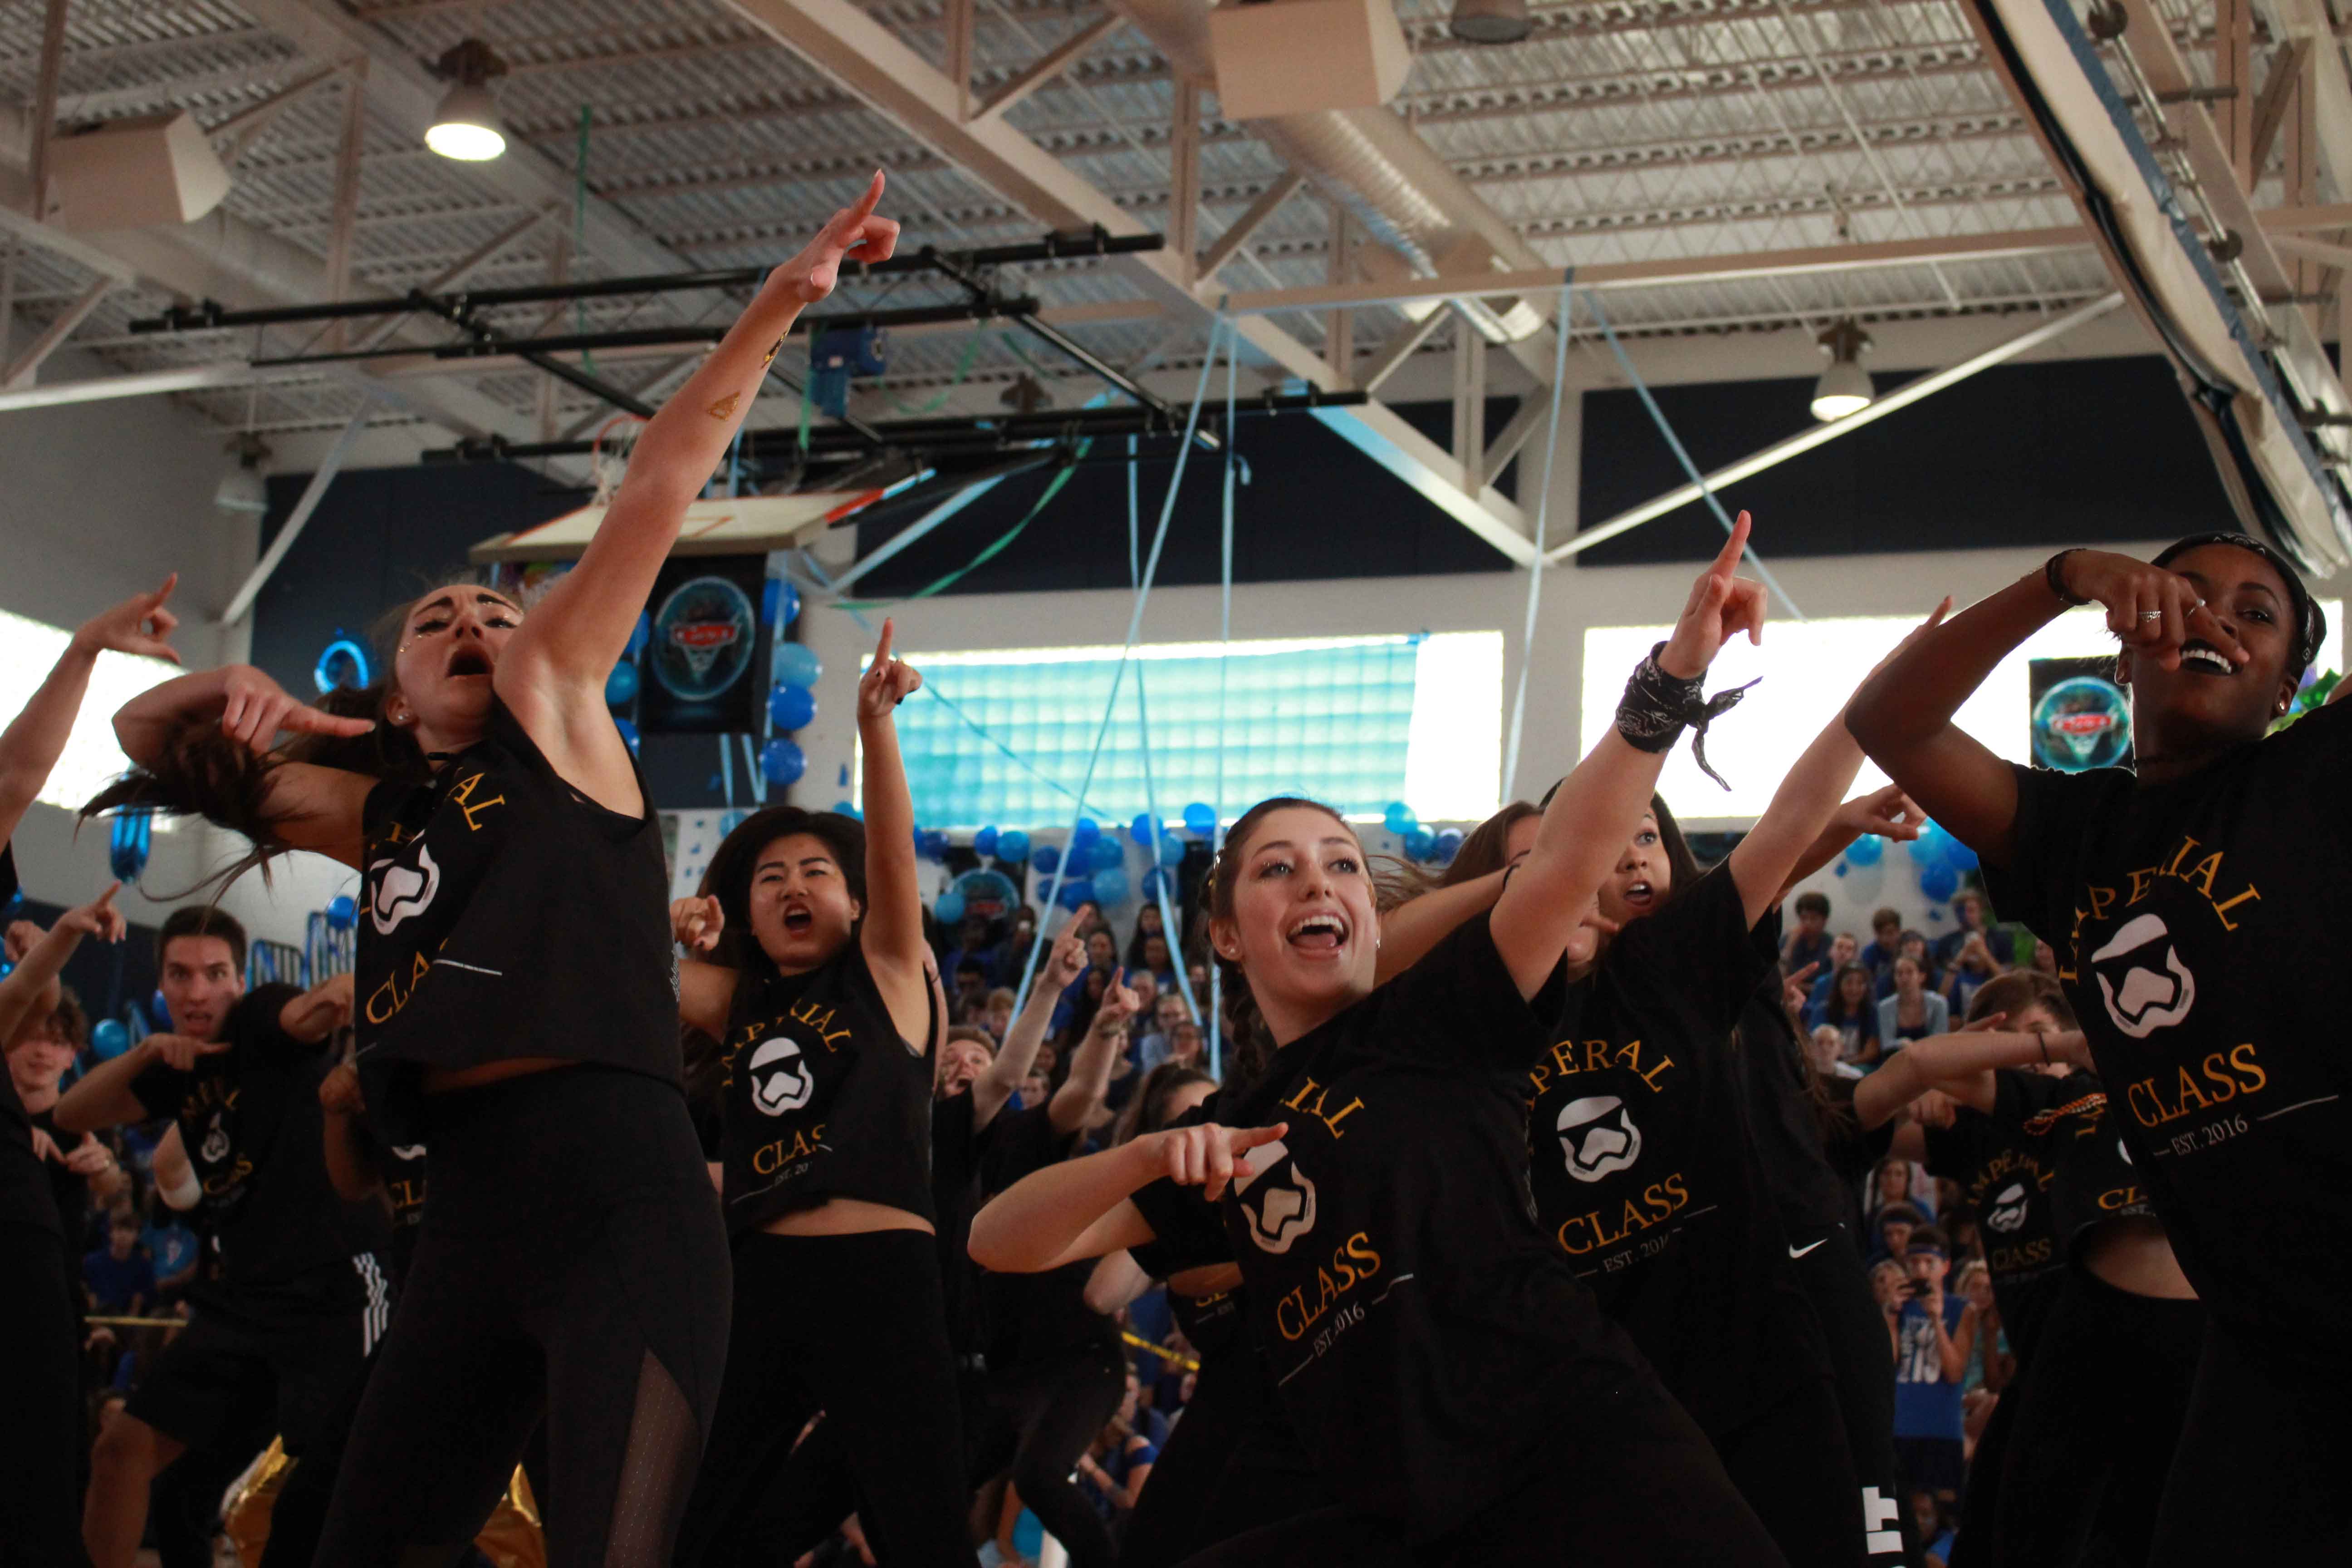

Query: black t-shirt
<box><xmin>130</xmin><ymin>985</ymin><xmax>382</xmax><ymax>1307</ymax></box>
<box><xmin>1984</xmin><ymin>706</ymin><xmax>2352</xmax><ymax>1361</ymax></box>
<box><xmin>931</xmin><ymin>1089</ymin><xmax>994</xmax><ymax>1357</ymax></box>
<box><xmin>1128</xmin><ymin>1094</ymin><xmax>1254</xmax><ymax>1364</ymax></box>
<box><xmin>1130</xmin><ymin>912</ymin><xmax>1636</xmax><ymax>1539</ymax></box>
<box><xmin>0</xmin><ymin>845</ymin><xmax>58</xmax><ymax>1236</ymax></box>
<box><xmin>357</xmin><ymin>699</ymin><xmax>679</xmax><ymax>1146</ymax></box>
<box><xmin>1921</xmin><ymin>1069</ymin><xmax>2142</xmax><ymax>1363</ymax></box>
<box><xmin>715</xmin><ymin>943</ymin><xmax>935</xmax><ymax>1236</ymax></box>
<box><xmin>1733</xmin><ymin>942</ymin><xmax>1857</xmax><ymax>1239</ymax></box>
<box><xmin>1530</xmin><ymin>865</ymin><xmax>1829</xmax><ymax>1434</ymax></box>
<box><xmin>29</xmin><ymin>1107</ymin><xmax>90</xmax><ymax>1248</ymax></box>
<box><xmin>979</xmin><ymin>1100</ymin><xmax>1119</xmax><ymax>1367</ymax></box>
<box><xmin>378</xmin><ymin>1138</ymin><xmax>428</xmax><ymax>1289</ymax></box>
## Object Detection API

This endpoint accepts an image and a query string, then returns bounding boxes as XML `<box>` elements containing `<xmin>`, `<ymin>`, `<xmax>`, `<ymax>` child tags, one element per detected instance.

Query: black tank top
<box><xmin>355</xmin><ymin>699</ymin><xmax>679</xmax><ymax>1144</ymax></box>
<box><xmin>716</xmin><ymin>941</ymin><xmax>935</xmax><ymax>1235</ymax></box>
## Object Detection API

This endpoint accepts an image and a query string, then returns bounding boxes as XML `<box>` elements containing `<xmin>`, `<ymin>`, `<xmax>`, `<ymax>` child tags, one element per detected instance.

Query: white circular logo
<box><xmin>1557</xmin><ymin>1095</ymin><xmax>1643</xmax><ymax>1184</ymax></box>
<box><xmin>200</xmin><ymin>1114</ymin><xmax>230</xmax><ymax>1166</ymax></box>
<box><xmin>368</xmin><ymin>842</ymin><xmax>442</xmax><ymax>936</ymax></box>
<box><xmin>1984</xmin><ymin>1181</ymin><xmax>2031</xmax><ymax>1235</ymax></box>
<box><xmin>1231</xmin><ymin>1139</ymin><xmax>1318</xmax><ymax>1254</ymax></box>
<box><xmin>747</xmin><ymin>1036</ymin><xmax>814</xmax><ymax>1116</ymax></box>
<box><xmin>2088</xmin><ymin>913</ymin><xmax>2197</xmax><ymax>1039</ymax></box>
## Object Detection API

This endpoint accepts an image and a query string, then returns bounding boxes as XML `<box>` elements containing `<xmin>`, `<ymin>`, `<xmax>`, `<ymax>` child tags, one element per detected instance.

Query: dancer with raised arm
<box><xmin>86</xmin><ymin>178</ymin><xmax>899</xmax><ymax>1568</ymax></box>
<box><xmin>1847</xmin><ymin>534</ymin><xmax>2345</xmax><ymax>1563</ymax></box>
<box><xmin>664</xmin><ymin>621</ymin><xmax>978</xmax><ymax>1568</ymax></box>
<box><xmin>973</xmin><ymin>521</ymin><xmax>1789</xmax><ymax>1566</ymax></box>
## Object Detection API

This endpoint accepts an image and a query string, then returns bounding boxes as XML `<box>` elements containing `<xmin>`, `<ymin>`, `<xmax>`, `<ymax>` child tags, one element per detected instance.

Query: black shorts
<box><xmin>1892</xmin><ymin>1435</ymin><xmax>1964</xmax><ymax>1499</ymax></box>
<box><xmin>126</xmin><ymin>1269</ymin><xmax>383</xmax><ymax>1458</ymax></box>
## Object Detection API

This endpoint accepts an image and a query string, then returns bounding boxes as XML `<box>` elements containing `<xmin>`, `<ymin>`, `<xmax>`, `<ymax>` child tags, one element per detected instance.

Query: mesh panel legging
<box><xmin>312</xmin><ymin>1068</ymin><xmax>730</xmax><ymax>1568</ymax></box>
<box><xmin>673</xmin><ymin>1229</ymin><xmax>977</xmax><ymax>1568</ymax></box>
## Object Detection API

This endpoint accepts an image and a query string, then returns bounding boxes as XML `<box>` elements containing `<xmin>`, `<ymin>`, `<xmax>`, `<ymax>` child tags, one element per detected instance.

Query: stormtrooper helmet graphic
<box><xmin>368</xmin><ymin>841</ymin><xmax>442</xmax><ymax>936</ymax></box>
<box><xmin>1984</xmin><ymin>1180</ymin><xmax>2031</xmax><ymax>1235</ymax></box>
<box><xmin>747</xmin><ymin>1036</ymin><xmax>815</xmax><ymax>1116</ymax></box>
<box><xmin>2087</xmin><ymin>913</ymin><xmax>2197</xmax><ymax>1039</ymax></box>
<box><xmin>1230</xmin><ymin>1138</ymin><xmax>1318</xmax><ymax>1254</ymax></box>
<box><xmin>1556</xmin><ymin>1095</ymin><xmax>1643</xmax><ymax>1184</ymax></box>
<box><xmin>200</xmin><ymin>1112</ymin><xmax>230</xmax><ymax>1166</ymax></box>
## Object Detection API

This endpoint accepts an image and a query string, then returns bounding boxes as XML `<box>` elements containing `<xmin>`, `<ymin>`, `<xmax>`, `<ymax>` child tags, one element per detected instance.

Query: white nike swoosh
<box><xmin>1788</xmin><ymin>1239</ymin><xmax>1827</xmax><ymax>1259</ymax></box>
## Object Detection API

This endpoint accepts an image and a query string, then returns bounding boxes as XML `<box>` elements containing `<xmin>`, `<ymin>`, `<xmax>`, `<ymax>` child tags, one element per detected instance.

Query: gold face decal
<box><xmin>706</xmin><ymin>390</ymin><xmax>742</xmax><ymax>420</ymax></box>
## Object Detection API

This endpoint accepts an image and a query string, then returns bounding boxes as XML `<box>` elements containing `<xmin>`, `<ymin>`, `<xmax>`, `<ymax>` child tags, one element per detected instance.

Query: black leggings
<box><xmin>1713</xmin><ymin>1372</ymin><xmax>1865</xmax><ymax>1568</ymax></box>
<box><xmin>1788</xmin><ymin>1224</ymin><xmax>1913</xmax><ymax>1565</ymax></box>
<box><xmin>2147</xmin><ymin>1319</ymin><xmax>2346</xmax><ymax>1565</ymax></box>
<box><xmin>1120</xmin><ymin>1349</ymin><xmax>1325</xmax><ymax>1568</ymax></box>
<box><xmin>973</xmin><ymin>1344</ymin><xmax>1129</xmax><ymax>1568</ymax></box>
<box><xmin>0</xmin><ymin>1222</ymin><xmax>89</xmax><ymax>1568</ymax></box>
<box><xmin>674</xmin><ymin>1228</ymin><xmax>975</xmax><ymax>1568</ymax></box>
<box><xmin>1176</xmin><ymin>1381</ymin><xmax>1787</xmax><ymax>1568</ymax></box>
<box><xmin>315</xmin><ymin>1067</ymin><xmax>730</xmax><ymax>1568</ymax></box>
<box><xmin>1985</xmin><ymin>1262</ymin><xmax>2201</xmax><ymax>1567</ymax></box>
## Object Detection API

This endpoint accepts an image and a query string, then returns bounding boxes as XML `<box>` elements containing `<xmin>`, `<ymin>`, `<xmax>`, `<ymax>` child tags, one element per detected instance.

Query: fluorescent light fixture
<box><xmin>1812</xmin><ymin>318</ymin><xmax>1875</xmax><ymax>422</ymax></box>
<box><xmin>214</xmin><ymin>434</ymin><xmax>269</xmax><ymax>514</ymax></box>
<box><xmin>1450</xmin><ymin>0</ymin><xmax>1533</xmax><ymax>44</ymax></box>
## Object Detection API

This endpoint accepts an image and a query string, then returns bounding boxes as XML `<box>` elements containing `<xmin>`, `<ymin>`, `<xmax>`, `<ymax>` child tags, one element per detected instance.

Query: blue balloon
<box><xmin>772</xmin><ymin>578</ymin><xmax>801</xmax><ymax>628</ymax></box>
<box><xmin>1071</xmin><ymin>817</ymin><xmax>1100</xmax><ymax>849</ymax></box>
<box><xmin>975</xmin><ymin>826</ymin><xmax>1000</xmax><ymax>857</ymax></box>
<box><xmin>1402</xmin><ymin>826</ymin><xmax>1437</xmax><ymax>861</ymax></box>
<box><xmin>1435</xmin><ymin>828</ymin><xmax>1464</xmax><ymax>865</ymax></box>
<box><xmin>1088</xmin><ymin>838</ymin><xmax>1125</xmax><ymax>874</ymax></box>
<box><xmin>1907</xmin><ymin>821</ymin><xmax>1945</xmax><ymax>864</ymax></box>
<box><xmin>605</xmin><ymin>661</ymin><xmax>640</xmax><ymax>707</ymax></box>
<box><xmin>91</xmin><ymin>1019</ymin><xmax>129</xmax><ymax>1061</ymax></box>
<box><xmin>1157</xmin><ymin>835</ymin><xmax>1185</xmax><ymax>867</ymax></box>
<box><xmin>1130</xmin><ymin>813</ymin><xmax>1158</xmax><ymax>847</ymax></box>
<box><xmin>1921</xmin><ymin>864</ymin><xmax>1961</xmax><ymax>903</ymax></box>
<box><xmin>627</xmin><ymin>611</ymin><xmax>652</xmax><ymax>662</ymax></box>
<box><xmin>1057</xmin><ymin>879</ymin><xmax>1093</xmax><ymax>911</ymax></box>
<box><xmin>768</xmin><ymin>683</ymin><xmax>817</xmax><ymax>731</ymax></box>
<box><xmin>1940</xmin><ymin>837</ymin><xmax>1980</xmax><ymax>873</ymax></box>
<box><xmin>326</xmin><ymin>894</ymin><xmax>358</xmax><ymax>930</ymax></box>
<box><xmin>1141</xmin><ymin>867</ymin><xmax>1173</xmax><ymax>901</ymax></box>
<box><xmin>1383</xmin><ymin>801</ymin><xmax>1419</xmax><ymax>836</ymax></box>
<box><xmin>831</xmin><ymin>800</ymin><xmax>862</xmax><ymax>820</ymax></box>
<box><xmin>1091</xmin><ymin>867</ymin><xmax>1129</xmax><ymax>906</ymax></box>
<box><xmin>772</xmin><ymin>640</ymin><xmax>823</xmax><ymax>688</ymax></box>
<box><xmin>614</xmin><ymin>718</ymin><xmax>640</xmax><ymax>755</ymax></box>
<box><xmin>997</xmin><ymin>829</ymin><xmax>1030</xmax><ymax>864</ymax></box>
<box><xmin>1183</xmin><ymin>802</ymin><xmax>1216</xmax><ymax>836</ymax></box>
<box><xmin>934</xmin><ymin>891</ymin><xmax>966</xmax><ymax>925</ymax></box>
<box><xmin>760</xmin><ymin>738</ymin><xmax>806</xmax><ymax>786</ymax></box>
<box><xmin>1031</xmin><ymin>843</ymin><xmax>1061</xmax><ymax>875</ymax></box>
<box><xmin>150</xmin><ymin>990</ymin><xmax>171</xmax><ymax>1029</ymax></box>
<box><xmin>1844</xmin><ymin>833</ymin><xmax>1885</xmax><ymax>867</ymax></box>
<box><xmin>922</xmin><ymin>830</ymin><xmax>949</xmax><ymax>860</ymax></box>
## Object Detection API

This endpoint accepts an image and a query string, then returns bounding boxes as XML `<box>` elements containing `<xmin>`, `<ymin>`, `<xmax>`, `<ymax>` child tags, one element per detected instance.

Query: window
<box><xmin>881</xmin><ymin>632</ymin><xmax>1503</xmax><ymax>828</ymax></box>
<box><xmin>1579</xmin><ymin>603</ymin><xmax>2343</xmax><ymax>824</ymax></box>
<box><xmin>0</xmin><ymin>608</ymin><xmax>181</xmax><ymax>818</ymax></box>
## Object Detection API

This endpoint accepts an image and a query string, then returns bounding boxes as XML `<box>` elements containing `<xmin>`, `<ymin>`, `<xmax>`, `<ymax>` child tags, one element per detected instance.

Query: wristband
<box><xmin>2044</xmin><ymin>549</ymin><xmax>2091</xmax><ymax>608</ymax></box>
<box><xmin>1615</xmin><ymin>642</ymin><xmax>1759</xmax><ymax>791</ymax></box>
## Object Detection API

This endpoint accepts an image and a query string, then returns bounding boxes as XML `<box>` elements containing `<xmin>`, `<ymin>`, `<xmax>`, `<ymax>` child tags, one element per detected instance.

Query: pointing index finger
<box><xmin>872</xmin><ymin>617</ymin><xmax>896</xmax><ymax>669</ymax></box>
<box><xmin>843</xmin><ymin>170</ymin><xmax>885</xmax><ymax>230</ymax></box>
<box><xmin>1710</xmin><ymin>511</ymin><xmax>1753</xmax><ymax>576</ymax></box>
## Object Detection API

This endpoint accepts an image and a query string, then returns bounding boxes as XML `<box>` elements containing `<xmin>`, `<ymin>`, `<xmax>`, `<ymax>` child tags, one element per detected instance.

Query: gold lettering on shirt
<box><xmin>1526</xmin><ymin>1037</ymin><xmax>1675</xmax><ymax>1100</ymax></box>
<box><xmin>752</xmin><ymin>1123</ymin><xmax>828</xmax><ymax>1175</ymax></box>
<box><xmin>2123</xmin><ymin>1044</ymin><xmax>2268</xmax><ymax>1127</ymax></box>
<box><xmin>1552</xmin><ymin>1172</ymin><xmax>1689</xmax><ymax>1255</ymax></box>
<box><xmin>1279</xmin><ymin>1078</ymin><xmax>1366</xmax><ymax>1139</ymax></box>
<box><xmin>785</xmin><ymin>1000</ymin><xmax>853</xmax><ymax>1052</ymax></box>
<box><xmin>449</xmin><ymin>771</ymin><xmax>505</xmax><ymax>833</ymax></box>
<box><xmin>1272</xmin><ymin>1232</ymin><xmax>1383</xmax><ymax>1340</ymax></box>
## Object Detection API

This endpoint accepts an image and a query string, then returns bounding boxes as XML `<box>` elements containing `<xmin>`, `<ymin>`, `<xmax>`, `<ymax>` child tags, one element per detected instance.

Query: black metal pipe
<box><xmin>127</xmin><ymin>231</ymin><xmax>1163</xmax><ymax>334</ymax></box>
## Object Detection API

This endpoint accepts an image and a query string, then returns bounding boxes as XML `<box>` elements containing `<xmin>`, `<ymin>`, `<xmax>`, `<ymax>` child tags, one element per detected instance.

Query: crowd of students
<box><xmin>2</xmin><ymin>175</ymin><xmax>2345</xmax><ymax>1568</ymax></box>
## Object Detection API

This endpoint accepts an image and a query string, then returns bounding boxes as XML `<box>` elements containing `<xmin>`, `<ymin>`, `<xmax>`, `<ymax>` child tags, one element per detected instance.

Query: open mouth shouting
<box><xmin>779</xmin><ymin>901</ymin><xmax>816</xmax><ymax>937</ymax></box>
<box><xmin>1618</xmin><ymin>878</ymin><xmax>1656</xmax><ymax>913</ymax></box>
<box><xmin>2176</xmin><ymin>640</ymin><xmax>2238</xmax><ymax>678</ymax></box>
<box><xmin>1284</xmin><ymin>910</ymin><xmax>1348</xmax><ymax>956</ymax></box>
<box><xmin>446</xmin><ymin>645</ymin><xmax>494</xmax><ymax>680</ymax></box>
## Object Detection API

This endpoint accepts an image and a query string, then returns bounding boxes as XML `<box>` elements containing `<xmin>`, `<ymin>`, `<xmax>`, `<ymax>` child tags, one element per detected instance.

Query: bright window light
<box><xmin>1579</xmin><ymin>603</ymin><xmax>2343</xmax><ymax>826</ymax></box>
<box><xmin>873</xmin><ymin>632</ymin><xmax>1504</xmax><ymax>829</ymax></box>
<box><xmin>0</xmin><ymin>609</ymin><xmax>183</xmax><ymax>818</ymax></box>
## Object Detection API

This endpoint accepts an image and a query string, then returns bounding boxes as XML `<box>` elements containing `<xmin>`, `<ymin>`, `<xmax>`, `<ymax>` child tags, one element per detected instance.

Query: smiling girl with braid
<box><xmin>86</xmin><ymin>178</ymin><xmax>900</xmax><ymax>1568</ymax></box>
<box><xmin>1848</xmin><ymin>534</ymin><xmax>2347</xmax><ymax>1564</ymax></box>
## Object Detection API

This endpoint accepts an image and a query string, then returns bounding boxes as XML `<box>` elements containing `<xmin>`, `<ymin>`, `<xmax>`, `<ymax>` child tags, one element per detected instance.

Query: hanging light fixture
<box><xmin>1811</xmin><ymin>318</ymin><xmax>1875</xmax><ymax>421</ymax></box>
<box><xmin>1450</xmin><ymin>0</ymin><xmax>1532</xmax><ymax>43</ymax></box>
<box><xmin>214</xmin><ymin>432</ymin><xmax>271</xmax><ymax>514</ymax></box>
<box><xmin>426</xmin><ymin>39</ymin><xmax>509</xmax><ymax>162</ymax></box>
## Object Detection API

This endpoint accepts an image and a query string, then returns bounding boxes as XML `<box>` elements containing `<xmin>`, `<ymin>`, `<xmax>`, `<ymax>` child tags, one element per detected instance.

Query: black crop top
<box><xmin>716</xmin><ymin>940</ymin><xmax>936</xmax><ymax>1236</ymax></box>
<box><xmin>355</xmin><ymin>698</ymin><xmax>679</xmax><ymax>1144</ymax></box>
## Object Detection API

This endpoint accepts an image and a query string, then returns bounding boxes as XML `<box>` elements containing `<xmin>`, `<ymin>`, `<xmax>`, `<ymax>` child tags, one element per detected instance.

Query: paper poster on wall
<box><xmin>664</xmin><ymin>808</ymin><xmax>758</xmax><ymax>902</ymax></box>
<box><xmin>2029</xmin><ymin>656</ymin><xmax>2132</xmax><ymax>772</ymax></box>
<box><xmin>638</xmin><ymin>555</ymin><xmax>771</xmax><ymax>735</ymax></box>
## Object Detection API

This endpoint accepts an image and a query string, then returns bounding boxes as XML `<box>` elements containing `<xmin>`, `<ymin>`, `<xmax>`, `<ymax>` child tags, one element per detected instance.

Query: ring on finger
<box><xmin>2136</xmin><ymin>610</ymin><xmax>2163</xmax><ymax>622</ymax></box>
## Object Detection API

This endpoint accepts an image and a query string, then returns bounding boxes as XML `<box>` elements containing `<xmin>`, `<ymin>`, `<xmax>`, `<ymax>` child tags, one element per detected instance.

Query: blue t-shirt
<box><xmin>143</xmin><ymin>1221</ymin><xmax>199</xmax><ymax>1282</ymax></box>
<box><xmin>1892</xmin><ymin>1293</ymin><xmax>1969</xmax><ymax>1439</ymax></box>
<box><xmin>82</xmin><ymin>1246</ymin><xmax>156</xmax><ymax>1312</ymax></box>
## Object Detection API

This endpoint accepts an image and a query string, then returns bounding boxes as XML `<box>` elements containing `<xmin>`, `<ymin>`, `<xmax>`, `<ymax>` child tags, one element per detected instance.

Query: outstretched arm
<box><xmin>855</xmin><ymin>621</ymin><xmax>931</xmax><ymax>1041</ymax></box>
<box><xmin>1051</xmin><ymin>968</ymin><xmax>1140</xmax><ymax>1136</ymax></box>
<box><xmin>1490</xmin><ymin>514</ymin><xmax>1766</xmax><ymax>994</ymax></box>
<box><xmin>277</xmin><ymin>972</ymin><xmax>356</xmax><ymax>1047</ymax></box>
<box><xmin>1847</xmin><ymin>551</ymin><xmax>2246</xmax><ymax>870</ymax></box>
<box><xmin>1777</xmin><ymin>784</ymin><xmax>1920</xmax><ymax>903</ymax></box>
<box><xmin>0</xmin><ymin>885</ymin><xmax>124</xmax><ymax>1051</ymax></box>
<box><xmin>1853</xmin><ymin>1024</ymin><xmax>2094</xmax><ymax>1128</ymax></box>
<box><xmin>970</xmin><ymin>1120</ymin><xmax>1288</xmax><ymax>1273</ymax></box>
<box><xmin>0</xmin><ymin>581</ymin><xmax>180</xmax><ymax>844</ymax></box>
<box><xmin>982</xmin><ymin>927</ymin><xmax>1084</xmax><ymax>1131</ymax></box>
<box><xmin>496</xmin><ymin>176</ymin><xmax>899</xmax><ymax>817</ymax></box>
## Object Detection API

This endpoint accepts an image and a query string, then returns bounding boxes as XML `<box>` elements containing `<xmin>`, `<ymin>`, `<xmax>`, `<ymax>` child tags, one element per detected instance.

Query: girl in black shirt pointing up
<box><xmin>1847</xmin><ymin>533</ymin><xmax>2350</xmax><ymax>1565</ymax></box>
<box><xmin>88</xmin><ymin>177</ymin><xmax>902</xmax><ymax>1568</ymax></box>
<box><xmin>973</xmin><ymin>519</ymin><xmax>1789</xmax><ymax>1567</ymax></box>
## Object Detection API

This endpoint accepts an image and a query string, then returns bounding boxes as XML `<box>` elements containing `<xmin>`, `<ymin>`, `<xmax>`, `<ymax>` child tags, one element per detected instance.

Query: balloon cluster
<box><xmin>757</xmin><ymin>639</ymin><xmax>823</xmax><ymax>788</ymax></box>
<box><xmin>1383</xmin><ymin>803</ymin><xmax>1459</xmax><ymax>866</ymax></box>
<box><xmin>1903</xmin><ymin>820</ymin><xmax>1979</xmax><ymax>904</ymax></box>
